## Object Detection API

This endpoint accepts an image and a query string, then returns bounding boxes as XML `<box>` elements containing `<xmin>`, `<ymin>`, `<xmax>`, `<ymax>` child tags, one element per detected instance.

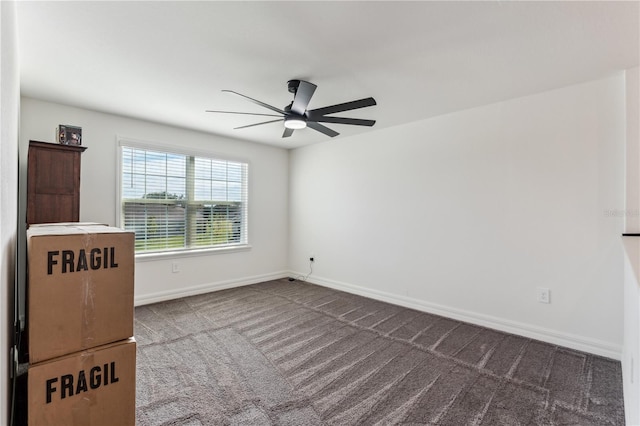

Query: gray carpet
<box><xmin>134</xmin><ymin>279</ymin><xmax>625</xmax><ymax>425</ymax></box>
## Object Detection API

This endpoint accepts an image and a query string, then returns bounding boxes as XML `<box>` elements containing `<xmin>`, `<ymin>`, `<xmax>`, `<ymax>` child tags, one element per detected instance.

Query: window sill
<box><xmin>135</xmin><ymin>244</ymin><xmax>252</xmax><ymax>262</ymax></box>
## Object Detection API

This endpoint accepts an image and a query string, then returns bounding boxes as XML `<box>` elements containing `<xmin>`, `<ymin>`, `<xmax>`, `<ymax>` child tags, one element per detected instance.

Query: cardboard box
<box><xmin>28</xmin><ymin>338</ymin><xmax>136</xmax><ymax>426</ymax></box>
<box><xmin>27</xmin><ymin>223</ymin><xmax>134</xmax><ymax>364</ymax></box>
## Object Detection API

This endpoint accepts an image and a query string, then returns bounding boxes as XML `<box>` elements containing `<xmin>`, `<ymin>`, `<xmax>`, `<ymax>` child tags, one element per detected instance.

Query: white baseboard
<box><xmin>296</xmin><ymin>272</ymin><xmax>622</xmax><ymax>360</ymax></box>
<box><xmin>134</xmin><ymin>270</ymin><xmax>622</xmax><ymax>359</ymax></box>
<box><xmin>134</xmin><ymin>271</ymin><xmax>290</xmax><ymax>306</ymax></box>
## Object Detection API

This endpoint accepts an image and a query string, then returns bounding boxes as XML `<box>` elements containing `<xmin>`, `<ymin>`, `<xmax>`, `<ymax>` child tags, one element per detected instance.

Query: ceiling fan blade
<box><xmin>309</xmin><ymin>116</ymin><xmax>376</xmax><ymax>127</ymax></box>
<box><xmin>307</xmin><ymin>121</ymin><xmax>339</xmax><ymax>138</ymax></box>
<box><xmin>307</xmin><ymin>97</ymin><xmax>377</xmax><ymax>117</ymax></box>
<box><xmin>222</xmin><ymin>90</ymin><xmax>285</xmax><ymax>115</ymax></box>
<box><xmin>206</xmin><ymin>110</ymin><xmax>282</xmax><ymax>117</ymax></box>
<box><xmin>234</xmin><ymin>119</ymin><xmax>283</xmax><ymax>130</ymax></box>
<box><xmin>282</xmin><ymin>128</ymin><xmax>294</xmax><ymax>138</ymax></box>
<box><xmin>291</xmin><ymin>80</ymin><xmax>317</xmax><ymax>115</ymax></box>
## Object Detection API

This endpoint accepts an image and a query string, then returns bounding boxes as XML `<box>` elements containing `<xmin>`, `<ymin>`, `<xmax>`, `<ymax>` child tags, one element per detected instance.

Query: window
<box><xmin>119</xmin><ymin>143</ymin><xmax>248</xmax><ymax>254</ymax></box>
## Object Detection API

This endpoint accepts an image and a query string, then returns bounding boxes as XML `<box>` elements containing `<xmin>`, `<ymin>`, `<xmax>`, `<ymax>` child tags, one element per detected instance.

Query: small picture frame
<box><xmin>58</xmin><ymin>125</ymin><xmax>82</xmax><ymax>146</ymax></box>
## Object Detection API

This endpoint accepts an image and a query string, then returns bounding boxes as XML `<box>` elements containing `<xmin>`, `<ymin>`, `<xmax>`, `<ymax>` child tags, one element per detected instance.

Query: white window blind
<box><xmin>120</xmin><ymin>145</ymin><xmax>248</xmax><ymax>253</ymax></box>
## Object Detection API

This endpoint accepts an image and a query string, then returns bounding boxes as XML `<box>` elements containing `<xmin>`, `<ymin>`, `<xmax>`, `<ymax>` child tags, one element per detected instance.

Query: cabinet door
<box><xmin>27</xmin><ymin>141</ymin><xmax>86</xmax><ymax>225</ymax></box>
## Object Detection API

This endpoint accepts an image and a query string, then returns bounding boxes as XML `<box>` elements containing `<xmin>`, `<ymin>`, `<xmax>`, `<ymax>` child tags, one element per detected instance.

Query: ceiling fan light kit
<box><xmin>207</xmin><ymin>79</ymin><xmax>376</xmax><ymax>138</ymax></box>
<box><xmin>284</xmin><ymin>116</ymin><xmax>307</xmax><ymax>130</ymax></box>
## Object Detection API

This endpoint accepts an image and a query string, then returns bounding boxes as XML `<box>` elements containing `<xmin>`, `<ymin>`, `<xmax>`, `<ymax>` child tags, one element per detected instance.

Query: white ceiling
<box><xmin>16</xmin><ymin>1</ymin><xmax>639</xmax><ymax>149</ymax></box>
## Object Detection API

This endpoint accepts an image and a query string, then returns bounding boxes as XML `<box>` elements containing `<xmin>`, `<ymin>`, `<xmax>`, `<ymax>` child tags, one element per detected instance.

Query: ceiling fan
<box><xmin>206</xmin><ymin>80</ymin><xmax>376</xmax><ymax>138</ymax></box>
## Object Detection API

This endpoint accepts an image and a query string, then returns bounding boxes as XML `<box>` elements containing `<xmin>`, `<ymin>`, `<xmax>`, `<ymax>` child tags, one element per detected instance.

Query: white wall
<box><xmin>19</xmin><ymin>98</ymin><xmax>290</xmax><ymax>305</ymax></box>
<box><xmin>1</xmin><ymin>1</ymin><xmax>19</xmax><ymax>423</ymax></box>
<box><xmin>623</xmin><ymin>66</ymin><xmax>640</xmax><ymax>426</ymax></box>
<box><xmin>289</xmin><ymin>74</ymin><xmax>626</xmax><ymax>359</ymax></box>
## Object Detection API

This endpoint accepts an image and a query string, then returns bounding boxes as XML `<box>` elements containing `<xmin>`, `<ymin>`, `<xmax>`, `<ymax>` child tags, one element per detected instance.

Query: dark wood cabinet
<box><xmin>27</xmin><ymin>140</ymin><xmax>87</xmax><ymax>225</ymax></box>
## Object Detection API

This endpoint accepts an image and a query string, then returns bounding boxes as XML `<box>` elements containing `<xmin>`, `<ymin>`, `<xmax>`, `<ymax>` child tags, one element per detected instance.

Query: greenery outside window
<box><xmin>119</xmin><ymin>143</ymin><xmax>248</xmax><ymax>254</ymax></box>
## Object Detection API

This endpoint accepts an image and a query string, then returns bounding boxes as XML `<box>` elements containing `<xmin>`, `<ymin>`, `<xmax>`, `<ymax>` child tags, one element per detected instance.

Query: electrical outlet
<box><xmin>537</xmin><ymin>287</ymin><xmax>550</xmax><ymax>304</ymax></box>
<box><xmin>172</xmin><ymin>262</ymin><xmax>180</xmax><ymax>273</ymax></box>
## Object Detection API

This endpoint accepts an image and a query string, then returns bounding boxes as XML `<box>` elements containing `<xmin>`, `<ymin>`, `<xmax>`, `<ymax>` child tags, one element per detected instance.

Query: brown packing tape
<box><xmin>27</xmin><ymin>223</ymin><xmax>111</xmax><ymax>233</ymax></box>
<box><xmin>81</xmin><ymin>273</ymin><xmax>97</xmax><ymax>349</ymax></box>
<box><xmin>80</xmin><ymin>232</ymin><xmax>98</xmax><ymax>350</ymax></box>
<box><xmin>71</xmin><ymin>351</ymin><xmax>96</xmax><ymax>425</ymax></box>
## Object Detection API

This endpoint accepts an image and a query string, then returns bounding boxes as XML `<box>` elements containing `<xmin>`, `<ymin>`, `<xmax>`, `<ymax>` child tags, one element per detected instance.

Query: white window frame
<box><xmin>116</xmin><ymin>137</ymin><xmax>250</xmax><ymax>259</ymax></box>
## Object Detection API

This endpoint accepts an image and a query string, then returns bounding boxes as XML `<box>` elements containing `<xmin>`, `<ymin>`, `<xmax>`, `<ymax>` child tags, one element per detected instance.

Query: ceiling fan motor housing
<box><xmin>287</xmin><ymin>79</ymin><xmax>301</xmax><ymax>94</ymax></box>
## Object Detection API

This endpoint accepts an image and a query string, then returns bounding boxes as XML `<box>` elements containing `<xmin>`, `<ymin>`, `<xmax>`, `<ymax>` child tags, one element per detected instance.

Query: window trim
<box><xmin>116</xmin><ymin>136</ymin><xmax>250</xmax><ymax>258</ymax></box>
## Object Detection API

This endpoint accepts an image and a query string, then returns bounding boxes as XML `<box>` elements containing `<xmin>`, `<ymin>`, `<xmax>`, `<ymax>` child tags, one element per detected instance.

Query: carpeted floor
<box><xmin>134</xmin><ymin>279</ymin><xmax>625</xmax><ymax>425</ymax></box>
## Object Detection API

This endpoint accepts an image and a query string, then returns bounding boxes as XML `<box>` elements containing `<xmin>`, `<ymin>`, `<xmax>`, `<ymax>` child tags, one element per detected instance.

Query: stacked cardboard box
<box><xmin>26</xmin><ymin>223</ymin><xmax>136</xmax><ymax>426</ymax></box>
